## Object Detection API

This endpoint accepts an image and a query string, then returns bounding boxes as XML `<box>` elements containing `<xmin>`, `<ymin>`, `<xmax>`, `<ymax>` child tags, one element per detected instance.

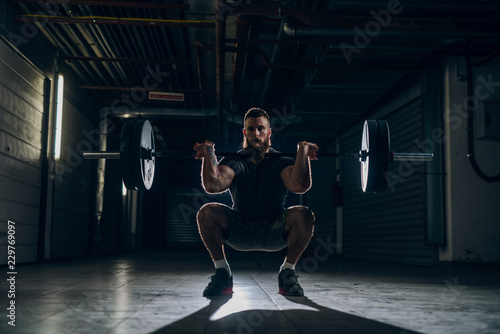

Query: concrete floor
<box><xmin>2</xmin><ymin>250</ymin><xmax>500</xmax><ymax>334</ymax></box>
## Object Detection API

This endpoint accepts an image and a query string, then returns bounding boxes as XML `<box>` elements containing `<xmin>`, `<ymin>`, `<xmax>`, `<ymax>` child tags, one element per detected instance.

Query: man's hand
<box><xmin>193</xmin><ymin>140</ymin><xmax>215</xmax><ymax>160</ymax></box>
<box><xmin>194</xmin><ymin>140</ymin><xmax>234</xmax><ymax>194</ymax></box>
<box><xmin>297</xmin><ymin>141</ymin><xmax>319</xmax><ymax>160</ymax></box>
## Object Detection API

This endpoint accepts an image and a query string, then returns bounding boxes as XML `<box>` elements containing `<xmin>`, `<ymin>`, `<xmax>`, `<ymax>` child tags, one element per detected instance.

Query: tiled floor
<box><xmin>2</xmin><ymin>250</ymin><xmax>500</xmax><ymax>334</ymax></box>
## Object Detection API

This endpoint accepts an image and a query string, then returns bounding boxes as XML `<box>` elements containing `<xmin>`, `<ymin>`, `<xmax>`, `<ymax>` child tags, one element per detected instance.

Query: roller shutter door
<box><xmin>165</xmin><ymin>188</ymin><xmax>232</xmax><ymax>248</ymax></box>
<box><xmin>307</xmin><ymin>159</ymin><xmax>336</xmax><ymax>247</ymax></box>
<box><xmin>341</xmin><ymin>98</ymin><xmax>437</xmax><ymax>265</ymax></box>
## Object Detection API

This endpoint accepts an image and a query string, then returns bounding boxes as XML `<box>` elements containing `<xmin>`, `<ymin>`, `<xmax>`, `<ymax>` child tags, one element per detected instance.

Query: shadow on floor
<box><xmin>151</xmin><ymin>294</ymin><xmax>421</xmax><ymax>334</ymax></box>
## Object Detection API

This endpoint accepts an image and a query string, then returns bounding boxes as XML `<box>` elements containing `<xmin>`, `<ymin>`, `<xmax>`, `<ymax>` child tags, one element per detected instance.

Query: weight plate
<box><xmin>360</xmin><ymin>120</ymin><xmax>379</xmax><ymax>193</ymax></box>
<box><xmin>120</xmin><ymin>119</ymin><xmax>136</xmax><ymax>190</ymax></box>
<box><xmin>375</xmin><ymin>120</ymin><xmax>390</xmax><ymax>193</ymax></box>
<box><xmin>130</xmin><ymin>119</ymin><xmax>155</xmax><ymax>190</ymax></box>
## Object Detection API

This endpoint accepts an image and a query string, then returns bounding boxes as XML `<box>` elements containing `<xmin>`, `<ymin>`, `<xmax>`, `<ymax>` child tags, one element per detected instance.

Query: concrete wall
<box><xmin>441</xmin><ymin>57</ymin><xmax>500</xmax><ymax>263</ymax></box>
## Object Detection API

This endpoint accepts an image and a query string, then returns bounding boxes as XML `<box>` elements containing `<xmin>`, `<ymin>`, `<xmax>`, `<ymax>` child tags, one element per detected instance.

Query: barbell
<box><xmin>82</xmin><ymin>119</ymin><xmax>433</xmax><ymax>193</ymax></box>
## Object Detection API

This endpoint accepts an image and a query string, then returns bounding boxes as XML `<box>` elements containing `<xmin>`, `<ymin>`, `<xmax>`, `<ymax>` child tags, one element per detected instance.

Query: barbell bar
<box><xmin>82</xmin><ymin>150</ymin><xmax>357</xmax><ymax>159</ymax></box>
<box><xmin>82</xmin><ymin>119</ymin><xmax>433</xmax><ymax>192</ymax></box>
<box><xmin>81</xmin><ymin>149</ymin><xmax>431</xmax><ymax>161</ymax></box>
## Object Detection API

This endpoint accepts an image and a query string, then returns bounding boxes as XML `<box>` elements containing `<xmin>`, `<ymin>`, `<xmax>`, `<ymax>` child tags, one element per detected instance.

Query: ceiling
<box><xmin>12</xmin><ymin>0</ymin><xmax>500</xmax><ymax>156</ymax></box>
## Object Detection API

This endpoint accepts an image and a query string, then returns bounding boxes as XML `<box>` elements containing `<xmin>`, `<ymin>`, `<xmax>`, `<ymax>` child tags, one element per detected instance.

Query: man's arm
<box><xmin>280</xmin><ymin>141</ymin><xmax>319</xmax><ymax>194</ymax></box>
<box><xmin>194</xmin><ymin>141</ymin><xmax>234</xmax><ymax>194</ymax></box>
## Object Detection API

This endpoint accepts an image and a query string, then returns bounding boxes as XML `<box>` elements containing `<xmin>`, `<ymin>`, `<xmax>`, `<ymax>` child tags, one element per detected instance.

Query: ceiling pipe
<box><xmin>259</xmin><ymin>19</ymin><xmax>287</xmax><ymax>108</ymax></box>
<box><xmin>83</xmin><ymin>4</ymin><xmax>135</xmax><ymax>86</ymax></box>
<box><xmin>69</xmin><ymin>5</ymin><xmax>126</xmax><ymax>86</ymax></box>
<box><xmin>43</xmin><ymin>22</ymin><xmax>110</xmax><ymax>88</ymax></box>
<box><xmin>231</xmin><ymin>14</ymin><xmax>251</xmax><ymax>112</ymax></box>
<box><xmin>100</xmin><ymin>106</ymin><xmax>299</xmax><ymax>127</ymax></box>
<box><xmin>232</xmin><ymin>4</ymin><xmax>339</xmax><ymax>27</ymax></box>
<box><xmin>12</xmin><ymin>0</ymin><xmax>190</xmax><ymax>10</ymax></box>
<box><xmin>79</xmin><ymin>85</ymin><xmax>215</xmax><ymax>93</ymax></box>
<box><xmin>199</xmin><ymin>42</ymin><xmax>423</xmax><ymax>71</ymax></box>
<box><xmin>15</xmin><ymin>15</ymin><xmax>215</xmax><ymax>28</ymax></box>
<box><xmin>155</xmin><ymin>16</ymin><xmax>185</xmax><ymax>94</ymax></box>
<box><xmin>103</xmin><ymin>107</ymin><xmax>218</xmax><ymax>118</ymax></box>
<box><xmin>324</xmin><ymin>1</ymin><xmax>500</xmax><ymax>11</ymax></box>
<box><xmin>231</xmin><ymin>4</ymin><xmax>500</xmax><ymax>29</ymax></box>
<box><xmin>57</xmin><ymin>23</ymin><xmax>111</xmax><ymax>85</ymax></box>
<box><xmin>282</xmin><ymin>22</ymin><xmax>500</xmax><ymax>38</ymax></box>
<box><xmin>62</xmin><ymin>56</ymin><xmax>193</xmax><ymax>64</ymax></box>
<box><xmin>196</xmin><ymin>42</ymin><xmax>206</xmax><ymax>109</ymax></box>
<box><xmin>215</xmin><ymin>0</ymin><xmax>227</xmax><ymax>138</ymax></box>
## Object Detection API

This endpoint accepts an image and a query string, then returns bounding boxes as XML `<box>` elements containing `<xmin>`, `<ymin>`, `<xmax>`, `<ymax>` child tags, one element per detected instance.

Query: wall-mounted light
<box><xmin>122</xmin><ymin>181</ymin><xmax>127</xmax><ymax>197</ymax></box>
<box><xmin>54</xmin><ymin>74</ymin><xmax>64</xmax><ymax>160</ymax></box>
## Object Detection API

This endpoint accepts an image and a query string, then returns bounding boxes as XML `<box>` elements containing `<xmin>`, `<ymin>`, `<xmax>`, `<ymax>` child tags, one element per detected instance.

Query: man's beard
<box><xmin>243</xmin><ymin>137</ymin><xmax>270</xmax><ymax>162</ymax></box>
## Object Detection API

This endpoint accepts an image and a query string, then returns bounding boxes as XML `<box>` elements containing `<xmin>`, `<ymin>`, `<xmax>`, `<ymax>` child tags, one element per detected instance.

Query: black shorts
<box><xmin>221</xmin><ymin>205</ymin><xmax>288</xmax><ymax>252</ymax></box>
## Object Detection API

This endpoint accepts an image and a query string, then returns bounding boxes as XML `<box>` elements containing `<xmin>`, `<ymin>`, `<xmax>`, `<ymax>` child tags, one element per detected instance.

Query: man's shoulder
<box><xmin>268</xmin><ymin>147</ymin><xmax>279</xmax><ymax>154</ymax></box>
<box><xmin>267</xmin><ymin>147</ymin><xmax>294</xmax><ymax>168</ymax></box>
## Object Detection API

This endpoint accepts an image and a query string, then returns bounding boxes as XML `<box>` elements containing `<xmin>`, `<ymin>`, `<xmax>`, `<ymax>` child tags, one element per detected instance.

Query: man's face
<box><xmin>243</xmin><ymin>116</ymin><xmax>271</xmax><ymax>151</ymax></box>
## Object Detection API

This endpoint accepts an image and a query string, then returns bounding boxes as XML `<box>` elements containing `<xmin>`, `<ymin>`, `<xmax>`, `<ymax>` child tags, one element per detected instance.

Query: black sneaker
<box><xmin>278</xmin><ymin>268</ymin><xmax>304</xmax><ymax>296</ymax></box>
<box><xmin>203</xmin><ymin>268</ymin><xmax>233</xmax><ymax>296</ymax></box>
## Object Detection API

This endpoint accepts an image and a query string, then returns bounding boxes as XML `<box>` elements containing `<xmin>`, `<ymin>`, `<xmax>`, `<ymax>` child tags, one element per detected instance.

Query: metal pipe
<box><xmin>93</xmin><ymin>109</ymin><xmax>109</xmax><ymax>242</ymax></box>
<box><xmin>232</xmin><ymin>4</ymin><xmax>500</xmax><ymax>29</ymax></box>
<box><xmin>102</xmin><ymin>107</ymin><xmax>218</xmax><ymax>118</ymax></box>
<box><xmin>196</xmin><ymin>41</ymin><xmax>205</xmax><ymax>109</ymax></box>
<box><xmin>391</xmin><ymin>152</ymin><xmax>434</xmax><ymax>162</ymax></box>
<box><xmin>283</xmin><ymin>22</ymin><xmax>500</xmax><ymax>38</ymax></box>
<box><xmin>71</xmin><ymin>11</ymin><xmax>123</xmax><ymax>85</ymax></box>
<box><xmin>80</xmin><ymin>3</ymin><xmax>130</xmax><ymax>85</ymax></box>
<box><xmin>84</xmin><ymin>152</ymin><xmax>120</xmax><ymax>159</ymax></box>
<box><xmin>15</xmin><ymin>15</ymin><xmax>215</xmax><ymax>28</ymax></box>
<box><xmin>62</xmin><ymin>55</ymin><xmax>192</xmax><ymax>63</ymax></box>
<box><xmin>12</xmin><ymin>0</ymin><xmax>190</xmax><ymax>10</ymax></box>
<box><xmin>42</xmin><ymin>22</ymin><xmax>101</xmax><ymax>85</ymax></box>
<box><xmin>260</xmin><ymin>19</ymin><xmax>286</xmax><ymax>107</ymax></box>
<box><xmin>78</xmin><ymin>85</ymin><xmax>215</xmax><ymax>93</ymax></box>
<box><xmin>215</xmin><ymin>0</ymin><xmax>227</xmax><ymax>139</ymax></box>
<box><xmin>465</xmin><ymin>44</ymin><xmax>500</xmax><ymax>182</ymax></box>
<box><xmin>198</xmin><ymin>42</ymin><xmax>424</xmax><ymax>70</ymax></box>
<box><xmin>231</xmin><ymin>14</ymin><xmax>251</xmax><ymax>111</ymax></box>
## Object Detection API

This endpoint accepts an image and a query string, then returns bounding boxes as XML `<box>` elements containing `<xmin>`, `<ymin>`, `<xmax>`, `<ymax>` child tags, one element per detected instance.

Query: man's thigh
<box><xmin>222</xmin><ymin>207</ymin><xmax>288</xmax><ymax>252</ymax></box>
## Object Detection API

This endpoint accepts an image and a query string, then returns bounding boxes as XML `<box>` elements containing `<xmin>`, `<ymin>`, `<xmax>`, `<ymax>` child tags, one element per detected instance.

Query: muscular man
<box><xmin>193</xmin><ymin>108</ymin><xmax>317</xmax><ymax>297</ymax></box>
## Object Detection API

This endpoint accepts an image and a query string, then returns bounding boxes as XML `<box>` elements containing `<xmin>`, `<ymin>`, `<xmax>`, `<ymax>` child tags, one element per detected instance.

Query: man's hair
<box><xmin>244</xmin><ymin>107</ymin><xmax>270</xmax><ymax>124</ymax></box>
<box><xmin>242</xmin><ymin>107</ymin><xmax>272</xmax><ymax>149</ymax></box>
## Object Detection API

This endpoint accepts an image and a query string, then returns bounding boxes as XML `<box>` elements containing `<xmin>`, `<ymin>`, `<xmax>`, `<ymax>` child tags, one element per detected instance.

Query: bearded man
<box><xmin>193</xmin><ymin>107</ymin><xmax>317</xmax><ymax>297</ymax></box>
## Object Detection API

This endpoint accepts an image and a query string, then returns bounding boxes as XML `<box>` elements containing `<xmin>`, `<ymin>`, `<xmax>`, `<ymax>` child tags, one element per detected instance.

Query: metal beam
<box><xmin>11</xmin><ymin>0</ymin><xmax>190</xmax><ymax>10</ymax></box>
<box><xmin>63</xmin><ymin>56</ymin><xmax>193</xmax><ymax>64</ymax></box>
<box><xmin>15</xmin><ymin>15</ymin><xmax>214</xmax><ymax>28</ymax></box>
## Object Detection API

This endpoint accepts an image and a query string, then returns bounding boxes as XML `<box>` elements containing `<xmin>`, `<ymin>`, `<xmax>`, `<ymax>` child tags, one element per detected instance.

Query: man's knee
<box><xmin>287</xmin><ymin>206</ymin><xmax>315</xmax><ymax>230</ymax></box>
<box><xmin>197</xmin><ymin>203</ymin><xmax>226</xmax><ymax>229</ymax></box>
